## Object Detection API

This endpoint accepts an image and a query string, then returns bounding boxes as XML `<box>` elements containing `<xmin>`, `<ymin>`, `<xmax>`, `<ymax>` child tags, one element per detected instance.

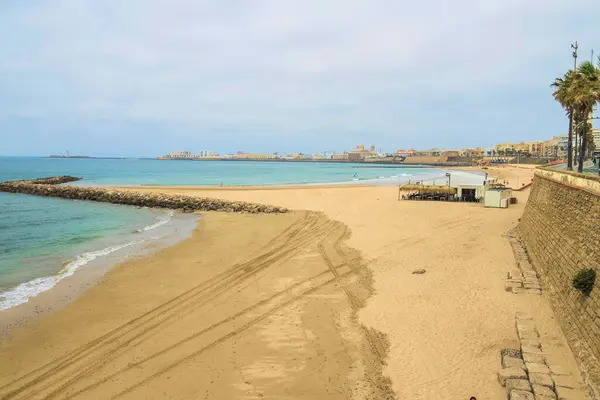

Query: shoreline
<box><xmin>0</xmin><ymin>209</ymin><xmax>198</xmax><ymax>336</ymax></box>
<box><xmin>92</xmin><ymin>169</ymin><xmax>486</xmax><ymax>191</ymax></box>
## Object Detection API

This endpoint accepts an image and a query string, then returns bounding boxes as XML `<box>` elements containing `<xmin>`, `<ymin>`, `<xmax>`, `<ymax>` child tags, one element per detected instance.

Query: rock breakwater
<box><xmin>26</xmin><ymin>176</ymin><xmax>83</xmax><ymax>185</ymax></box>
<box><xmin>0</xmin><ymin>177</ymin><xmax>288</xmax><ymax>214</ymax></box>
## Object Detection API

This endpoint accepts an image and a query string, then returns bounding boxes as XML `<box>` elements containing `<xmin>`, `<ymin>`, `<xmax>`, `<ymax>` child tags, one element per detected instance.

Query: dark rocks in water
<box><xmin>0</xmin><ymin>176</ymin><xmax>289</xmax><ymax>214</ymax></box>
<box><xmin>25</xmin><ymin>176</ymin><xmax>82</xmax><ymax>185</ymax></box>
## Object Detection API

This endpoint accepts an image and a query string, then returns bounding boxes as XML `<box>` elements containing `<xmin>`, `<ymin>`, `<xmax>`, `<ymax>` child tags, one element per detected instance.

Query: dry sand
<box><xmin>449</xmin><ymin>164</ymin><xmax>537</xmax><ymax>190</ymax></box>
<box><xmin>0</xmin><ymin>165</ymin><xmax>584</xmax><ymax>399</ymax></box>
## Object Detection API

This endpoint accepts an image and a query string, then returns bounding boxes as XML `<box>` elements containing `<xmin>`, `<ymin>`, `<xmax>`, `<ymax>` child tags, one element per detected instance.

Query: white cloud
<box><xmin>1</xmin><ymin>0</ymin><xmax>599</xmax><ymax>155</ymax></box>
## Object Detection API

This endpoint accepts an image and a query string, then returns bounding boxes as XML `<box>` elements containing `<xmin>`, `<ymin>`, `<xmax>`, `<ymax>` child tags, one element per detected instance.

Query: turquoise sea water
<box><xmin>0</xmin><ymin>157</ymin><xmax>446</xmax><ymax>186</ymax></box>
<box><xmin>0</xmin><ymin>157</ymin><xmax>446</xmax><ymax>311</ymax></box>
<box><xmin>0</xmin><ymin>194</ymin><xmax>169</xmax><ymax>308</ymax></box>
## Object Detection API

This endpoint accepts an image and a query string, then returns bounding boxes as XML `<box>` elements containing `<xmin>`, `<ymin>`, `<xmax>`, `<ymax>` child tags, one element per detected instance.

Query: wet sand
<box><xmin>0</xmin><ymin>165</ymin><xmax>584</xmax><ymax>399</ymax></box>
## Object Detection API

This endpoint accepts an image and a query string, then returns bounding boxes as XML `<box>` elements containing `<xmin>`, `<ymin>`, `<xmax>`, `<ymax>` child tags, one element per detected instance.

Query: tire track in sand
<box><xmin>1</xmin><ymin>212</ymin><xmax>394</xmax><ymax>400</ymax></box>
<box><xmin>0</xmin><ymin>212</ymin><xmax>331</xmax><ymax>399</ymax></box>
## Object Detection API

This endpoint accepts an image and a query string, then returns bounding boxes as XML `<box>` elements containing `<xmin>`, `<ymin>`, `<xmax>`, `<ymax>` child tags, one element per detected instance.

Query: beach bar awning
<box><xmin>399</xmin><ymin>184</ymin><xmax>457</xmax><ymax>195</ymax></box>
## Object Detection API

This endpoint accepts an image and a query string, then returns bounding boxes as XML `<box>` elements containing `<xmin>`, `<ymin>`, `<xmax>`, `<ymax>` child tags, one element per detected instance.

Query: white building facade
<box><xmin>170</xmin><ymin>151</ymin><xmax>194</xmax><ymax>159</ymax></box>
<box><xmin>197</xmin><ymin>150</ymin><xmax>214</xmax><ymax>158</ymax></box>
<box><xmin>592</xmin><ymin>130</ymin><xmax>600</xmax><ymax>152</ymax></box>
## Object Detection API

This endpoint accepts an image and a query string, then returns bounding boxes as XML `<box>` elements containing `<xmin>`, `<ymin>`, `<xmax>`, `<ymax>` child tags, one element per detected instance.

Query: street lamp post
<box><xmin>445</xmin><ymin>172</ymin><xmax>451</xmax><ymax>200</ymax></box>
<box><xmin>567</xmin><ymin>42</ymin><xmax>579</xmax><ymax>170</ymax></box>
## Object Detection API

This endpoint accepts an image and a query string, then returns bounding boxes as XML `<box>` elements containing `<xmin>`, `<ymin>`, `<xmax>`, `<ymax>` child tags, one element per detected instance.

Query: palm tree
<box><xmin>552</xmin><ymin>62</ymin><xmax>600</xmax><ymax>172</ymax></box>
<box><xmin>552</xmin><ymin>71</ymin><xmax>577</xmax><ymax>170</ymax></box>
<box><xmin>570</xmin><ymin>61</ymin><xmax>600</xmax><ymax>172</ymax></box>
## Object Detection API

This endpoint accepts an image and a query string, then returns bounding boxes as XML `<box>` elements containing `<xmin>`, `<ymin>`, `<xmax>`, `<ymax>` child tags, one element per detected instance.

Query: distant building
<box><xmin>460</xmin><ymin>148</ymin><xmax>485</xmax><ymax>157</ymax></box>
<box><xmin>330</xmin><ymin>153</ymin><xmax>348</xmax><ymax>160</ymax></box>
<box><xmin>197</xmin><ymin>150</ymin><xmax>213</xmax><ymax>158</ymax></box>
<box><xmin>592</xmin><ymin>129</ymin><xmax>600</xmax><ymax>151</ymax></box>
<box><xmin>441</xmin><ymin>150</ymin><xmax>460</xmax><ymax>157</ymax></box>
<box><xmin>514</xmin><ymin>142</ymin><xmax>529</xmax><ymax>153</ymax></box>
<box><xmin>247</xmin><ymin>153</ymin><xmax>278</xmax><ymax>159</ymax></box>
<box><xmin>558</xmin><ymin>135</ymin><xmax>570</xmax><ymax>158</ymax></box>
<box><xmin>542</xmin><ymin>137</ymin><xmax>560</xmax><ymax>158</ymax></box>
<box><xmin>415</xmin><ymin>149</ymin><xmax>442</xmax><ymax>157</ymax></box>
<box><xmin>527</xmin><ymin>141</ymin><xmax>544</xmax><ymax>157</ymax></box>
<box><xmin>493</xmin><ymin>137</ymin><xmax>563</xmax><ymax>158</ymax></box>
<box><xmin>235</xmin><ymin>151</ymin><xmax>251</xmax><ymax>159</ymax></box>
<box><xmin>494</xmin><ymin>142</ymin><xmax>531</xmax><ymax>155</ymax></box>
<box><xmin>395</xmin><ymin>149</ymin><xmax>416</xmax><ymax>157</ymax></box>
<box><xmin>494</xmin><ymin>142</ymin><xmax>513</xmax><ymax>153</ymax></box>
<box><xmin>348</xmin><ymin>144</ymin><xmax>379</xmax><ymax>161</ymax></box>
<box><xmin>347</xmin><ymin>152</ymin><xmax>363</xmax><ymax>162</ymax></box>
<box><xmin>170</xmin><ymin>151</ymin><xmax>194</xmax><ymax>159</ymax></box>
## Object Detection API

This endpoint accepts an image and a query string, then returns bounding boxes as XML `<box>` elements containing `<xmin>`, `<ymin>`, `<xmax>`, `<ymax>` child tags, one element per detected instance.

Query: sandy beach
<box><xmin>0</xmin><ymin>165</ymin><xmax>584</xmax><ymax>399</ymax></box>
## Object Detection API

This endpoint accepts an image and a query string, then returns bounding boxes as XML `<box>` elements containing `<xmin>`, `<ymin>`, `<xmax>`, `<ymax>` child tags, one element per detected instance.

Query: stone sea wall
<box><xmin>0</xmin><ymin>176</ymin><xmax>288</xmax><ymax>214</ymax></box>
<box><xmin>519</xmin><ymin>170</ymin><xmax>600</xmax><ymax>397</ymax></box>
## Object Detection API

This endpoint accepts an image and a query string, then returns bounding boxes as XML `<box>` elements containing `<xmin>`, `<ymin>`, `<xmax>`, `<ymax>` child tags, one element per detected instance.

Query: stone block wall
<box><xmin>519</xmin><ymin>170</ymin><xmax>600</xmax><ymax>396</ymax></box>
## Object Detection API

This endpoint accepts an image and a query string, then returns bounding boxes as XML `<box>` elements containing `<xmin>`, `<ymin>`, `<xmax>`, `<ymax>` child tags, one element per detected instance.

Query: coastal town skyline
<box><xmin>158</xmin><ymin>128</ymin><xmax>600</xmax><ymax>161</ymax></box>
<box><xmin>11</xmin><ymin>107</ymin><xmax>600</xmax><ymax>159</ymax></box>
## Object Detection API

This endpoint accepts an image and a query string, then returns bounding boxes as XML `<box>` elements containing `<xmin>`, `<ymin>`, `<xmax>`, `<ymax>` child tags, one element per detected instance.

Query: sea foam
<box><xmin>136</xmin><ymin>210</ymin><xmax>174</xmax><ymax>232</ymax></box>
<box><xmin>0</xmin><ymin>240</ymin><xmax>141</xmax><ymax>310</ymax></box>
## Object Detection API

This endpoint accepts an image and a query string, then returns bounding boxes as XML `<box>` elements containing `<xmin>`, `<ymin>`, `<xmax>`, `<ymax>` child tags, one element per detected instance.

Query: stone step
<box><xmin>529</xmin><ymin>373</ymin><xmax>554</xmax><ymax>390</ymax></box>
<box><xmin>526</xmin><ymin>288</ymin><xmax>542</xmax><ymax>295</ymax></box>
<box><xmin>533</xmin><ymin>383</ymin><xmax>557</xmax><ymax>399</ymax></box>
<box><xmin>502</xmin><ymin>354</ymin><xmax>526</xmax><ymax>370</ymax></box>
<box><xmin>509</xmin><ymin>269</ymin><xmax>523</xmax><ymax>279</ymax></box>
<box><xmin>506</xmin><ymin>378</ymin><xmax>532</xmax><ymax>391</ymax></box>
<box><xmin>509</xmin><ymin>389</ymin><xmax>535</xmax><ymax>400</ymax></box>
<box><xmin>499</xmin><ymin>367</ymin><xmax>528</xmax><ymax>386</ymax></box>
<box><xmin>526</xmin><ymin>362</ymin><xmax>551</xmax><ymax>375</ymax></box>
<box><xmin>555</xmin><ymin>386</ymin><xmax>589</xmax><ymax>400</ymax></box>
<box><xmin>523</xmin><ymin>353</ymin><xmax>545</xmax><ymax>364</ymax></box>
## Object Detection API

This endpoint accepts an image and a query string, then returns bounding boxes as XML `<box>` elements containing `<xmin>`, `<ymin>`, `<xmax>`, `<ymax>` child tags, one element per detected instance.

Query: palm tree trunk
<box><xmin>577</xmin><ymin>123</ymin><xmax>588</xmax><ymax>173</ymax></box>
<box><xmin>567</xmin><ymin>111</ymin><xmax>574</xmax><ymax>170</ymax></box>
<box><xmin>574</xmin><ymin>128</ymin><xmax>579</xmax><ymax>166</ymax></box>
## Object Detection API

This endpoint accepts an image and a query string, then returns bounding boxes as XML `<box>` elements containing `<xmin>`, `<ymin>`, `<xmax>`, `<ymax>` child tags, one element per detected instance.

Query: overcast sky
<box><xmin>1</xmin><ymin>1</ymin><xmax>599</xmax><ymax>157</ymax></box>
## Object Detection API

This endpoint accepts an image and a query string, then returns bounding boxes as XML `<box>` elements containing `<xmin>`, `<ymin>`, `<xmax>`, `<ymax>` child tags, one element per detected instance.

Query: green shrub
<box><xmin>572</xmin><ymin>268</ymin><xmax>597</xmax><ymax>295</ymax></box>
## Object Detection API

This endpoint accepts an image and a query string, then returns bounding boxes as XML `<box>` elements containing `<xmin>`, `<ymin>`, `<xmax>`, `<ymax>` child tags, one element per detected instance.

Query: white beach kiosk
<box><xmin>398</xmin><ymin>171</ymin><xmax>513</xmax><ymax>207</ymax></box>
<box><xmin>484</xmin><ymin>187</ymin><xmax>513</xmax><ymax>208</ymax></box>
<box><xmin>456</xmin><ymin>182</ymin><xmax>488</xmax><ymax>202</ymax></box>
<box><xmin>452</xmin><ymin>174</ymin><xmax>513</xmax><ymax>207</ymax></box>
<box><xmin>450</xmin><ymin>171</ymin><xmax>492</xmax><ymax>202</ymax></box>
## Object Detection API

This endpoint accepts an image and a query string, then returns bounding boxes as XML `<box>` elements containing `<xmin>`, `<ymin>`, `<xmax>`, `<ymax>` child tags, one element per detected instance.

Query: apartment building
<box><xmin>197</xmin><ymin>150</ymin><xmax>213</xmax><ymax>158</ymax></box>
<box><xmin>170</xmin><ymin>151</ymin><xmax>194</xmax><ymax>159</ymax></box>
